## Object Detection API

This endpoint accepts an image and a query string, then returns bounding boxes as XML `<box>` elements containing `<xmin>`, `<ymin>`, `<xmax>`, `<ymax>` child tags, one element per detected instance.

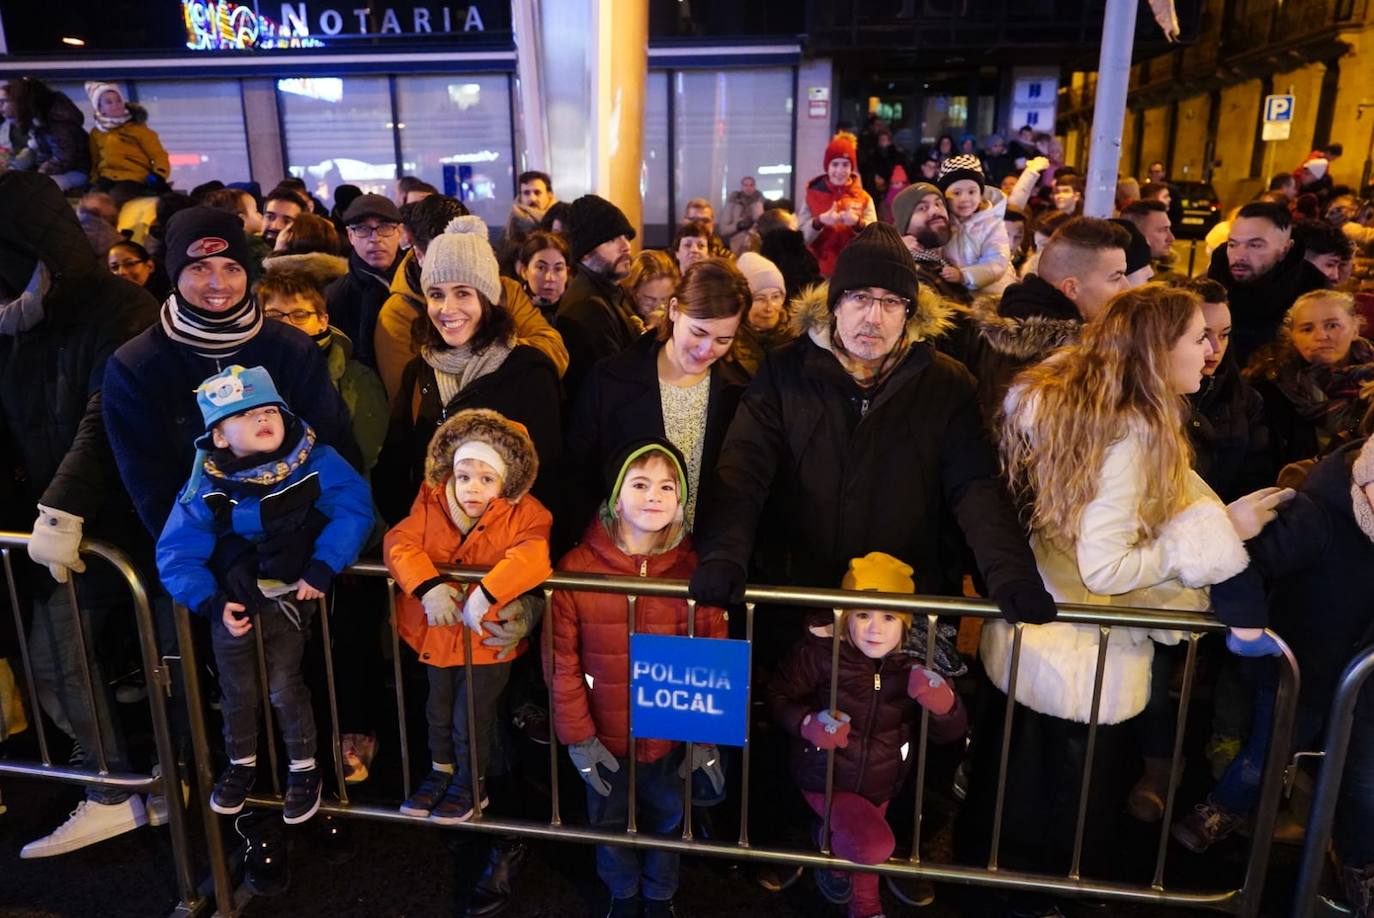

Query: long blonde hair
<box><xmin>999</xmin><ymin>284</ymin><xmax>1201</xmax><ymax>548</ymax></box>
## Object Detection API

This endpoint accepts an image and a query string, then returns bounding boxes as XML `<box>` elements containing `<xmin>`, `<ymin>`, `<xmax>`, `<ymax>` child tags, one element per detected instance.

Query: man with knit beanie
<box><xmin>797</xmin><ymin>132</ymin><xmax>878</xmax><ymax>277</ymax></box>
<box><xmin>692</xmin><ymin>221</ymin><xmax>1057</xmax><ymax>658</ymax></box>
<box><xmin>888</xmin><ymin>183</ymin><xmax>969</xmax><ymax>305</ymax></box>
<box><xmin>557</xmin><ymin>194</ymin><xmax>642</xmax><ymax>402</ymax></box>
<box><xmin>104</xmin><ymin>205</ymin><xmax>360</xmax><ymax>538</ymax></box>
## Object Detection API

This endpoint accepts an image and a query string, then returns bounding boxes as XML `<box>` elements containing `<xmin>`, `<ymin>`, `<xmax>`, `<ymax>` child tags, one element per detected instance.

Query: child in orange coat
<box><xmin>384</xmin><ymin>409</ymin><xmax>552</xmax><ymax>824</ymax></box>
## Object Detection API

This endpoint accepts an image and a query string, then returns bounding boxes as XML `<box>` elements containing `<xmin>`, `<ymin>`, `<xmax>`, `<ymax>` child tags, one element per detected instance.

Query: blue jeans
<box><xmin>586</xmin><ymin>749</ymin><xmax>685</xmax><ymax>901</ymax></box>
<box><xmin>28</xmin><ymin>590</ymin><xmax>130</xmax><ymax>804</ymax></box>
<box><xmin>1215</xmin><ymin>680</ymin><xmax>1374</xmax><ymax>867</ymax></box>
<box><xmin>210</xmin><ymin>601</ymin><xmax>316</xmax><ymax>762</ymax></box>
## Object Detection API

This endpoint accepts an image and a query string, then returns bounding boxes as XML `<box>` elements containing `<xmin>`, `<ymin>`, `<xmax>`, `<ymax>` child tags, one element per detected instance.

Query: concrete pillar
<box><xmin>794</xmin><ymin>58</ymin><xmax>835</xmax><ymax>203</ymax></box>
<box><xmin>241</xmin><ymin>79</ymin><xmax>285</xmax><ymax>187</ymax></box>
<box><xmin>518</xmin><ymin>0</ymin><xmax>646</xmax><ymax>237</ymax></box>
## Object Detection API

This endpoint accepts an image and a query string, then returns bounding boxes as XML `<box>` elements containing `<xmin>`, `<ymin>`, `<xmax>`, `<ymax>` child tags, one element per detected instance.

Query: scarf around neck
<box><xmin>94</xmin><ymin>108</ymin><xmax>132</xmax><ymax>132</ymax></box>
<box><xmin>160</xmin><ymin>291</ymin><xmax>263</xmax><ymax>359</ymax></box>
<box><xmin>421</xmin><ymin>339</ymin><xmax>513</xmax><ymax>407</ymax></box>
<box><xmin>1274</xmin><ymin>337</ymin><xmax>1374</xmax><ymax>445</ymax></box>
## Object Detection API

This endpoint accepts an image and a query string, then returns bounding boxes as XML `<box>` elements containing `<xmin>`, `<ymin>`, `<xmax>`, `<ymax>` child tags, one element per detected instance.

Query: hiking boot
<box><xmin>1171</xmin><ymin>796</ymin><xmax>1244</xmax><ymax>853</ymax></box>
<box><xmin>1342</xmin><ymin>862</ymin><xmax>1374</xmax><ymax>918</ymax></box>
<box><xmin>400</xmin><ymin>769</ymin><xmax>452</xmax><ymax>817</ymax></box>
<box><xmin>282</xmin><ymin>767</ymin><xmax>322</xmax><ymax>824</ymax></box>
<box><xmin>20</xmin><ymin>797</ymin><xmax>147</xmax><ymax>858</ymax></box>
<box><xmin>1127</xmin><ymin>757</ymin><xmax>1173</xmax><ymax>823</ymax></box>
<box><xmin>885</xmin><ymin>873</ymin><xmax>936</xmax><ymax>906</ymax></box>
<box><xmin>430</xmin><ymin>780</ymin><xmax>488</xmax><ymax>825</ymax></box>
<box><xmin>605</xmin><ymin>896</ymin><xmax>640</xmax><ymax>918</ymax></box>
<box><xmin>465</xmin><ymin>837</ymin><xmax>528</xmax><ymax>917</ymax></box>
<box><xmin>815</xmin><ymin>867</ymin><xmax>853</xmax><ymax>904</ymax></box>
<box><xmin>210</xmin><ymin>763</ymin><xmax>257</xmax><ymax>815</ymax></box>
<box><xmin>643</xmin><ymin>898</ymin><xmax>685</xmax><ymax>917</ymax></box>
<box><xmin>238</xmin><ymin>813</ymin><xmax>289</xmax><ymax>896</ymax></box>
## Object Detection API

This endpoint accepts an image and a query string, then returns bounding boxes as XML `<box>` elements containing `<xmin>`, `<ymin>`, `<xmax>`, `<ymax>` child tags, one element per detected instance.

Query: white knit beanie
<box><xmin>84</xmin><ymin>81</ymin><xmax>123</xmax><ymax>110</ymax></box>
<box><xmin>420</xmin><ymin>215</ymin><xmax>501</xmax><ymax>304</ymax></box>
<box><xmin>736</xmin><ymin>251</ymin><xmax>785</xmax><ymax>297</ymax></box>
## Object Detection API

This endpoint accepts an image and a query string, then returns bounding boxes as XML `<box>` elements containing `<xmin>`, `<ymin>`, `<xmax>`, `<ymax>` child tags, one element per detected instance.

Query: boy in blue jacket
<box><xmin>157</xmin><ymin>365</ymin><xmax>372</xmax><ymax>825</ymax></box>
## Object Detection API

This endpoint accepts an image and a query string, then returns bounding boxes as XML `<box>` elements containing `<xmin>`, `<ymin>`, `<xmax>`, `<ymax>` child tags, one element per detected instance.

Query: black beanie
<box><xmin>827</xmin><ymin>222</ymin><xmax>920</xmax><ymax>311</ymax></box>
<box><xmin>568</xmin><ymin>194</ymin><xmax>637</xmax><ymax>264</ymax></box>
<box><xmin>1111</xmin><ymin>218</ymin><xmax>1154</xmax><ymax>275</ymax></box>
<box><xmin>164</xmin><ymin>206</ymin><xmax>254</xmax><ymax>285</ymax></box>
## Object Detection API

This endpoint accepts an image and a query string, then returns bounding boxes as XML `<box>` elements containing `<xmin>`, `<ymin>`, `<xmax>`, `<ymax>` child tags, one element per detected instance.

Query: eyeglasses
<box><xmin>347</xmin><ymin>223</ymin><xmax>401</xmax><ymax>240</ymax></box>
<box><xmin>109</xmin><ymin>259</ymin><xmax>147</xmax><ymax>271</ymax></box>
<box><xmin>264</xmin><ymin>308</ymin><xmax>320</xmax><ymax>324</ymax></box>
<box><xmin>844</xmin><ymin>290</ymin><xmax>910</xmax><ymax>314</ymax></box>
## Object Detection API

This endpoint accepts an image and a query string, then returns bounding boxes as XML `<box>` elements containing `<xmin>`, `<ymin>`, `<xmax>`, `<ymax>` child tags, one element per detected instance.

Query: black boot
<box><xmin>464</xmin><ymin>836</ymin><xmax>529</xmax><ymax>917</ymax></box>
<box><xmin>237</xmin><ymin>812</ymin><xmax>289</xmax><ymax>897</ymax></box>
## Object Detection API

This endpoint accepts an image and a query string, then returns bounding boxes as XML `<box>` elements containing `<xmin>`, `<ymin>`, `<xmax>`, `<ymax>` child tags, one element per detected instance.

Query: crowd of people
<box><xmin>3</xmin><ymin>73</ymin><xmax>1374</xmax><ymax>918</ymax></box>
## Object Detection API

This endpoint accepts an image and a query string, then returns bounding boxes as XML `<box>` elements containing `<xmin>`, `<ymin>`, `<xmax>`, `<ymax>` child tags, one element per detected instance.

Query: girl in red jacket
<box><xmin>768</xmin><ymin>552</ymin><xmax>968</xmax><ymax>918</ymax></box>
<box><xmin>384</xmin><ymin>409</ymin><xmax>552</xmax><ymax>824</ymax></box>
<box><xmin>551</xmin><ymin>438</ymin><xmax>727</xmax><ymax>918</ymax></box>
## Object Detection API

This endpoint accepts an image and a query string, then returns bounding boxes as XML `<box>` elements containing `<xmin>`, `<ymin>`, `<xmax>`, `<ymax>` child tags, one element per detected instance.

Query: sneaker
<box><xmin>146</xmin><ymin>764</ymin><xmax>191</xmax><ymax>827</ymax></box>
<box><xmin>606</xmin><ymin>896</ymin><xmax>640</xmax><ymax>918</ymax></box>
<box><xmin>1204</xmin><ymin>735</ymin><xmax>1241</xmax><ymax>781</ymax></box>
<box><xmin>282</xmin><ymin>767</ymin><xmax>322</xmax><ymax>824</ymax></box>
<box><xmin>340</xmin><ymin>733</ymin><xmax>378</xmax><ymax>784</ymax></box>
<box><xmin>465</xmin><ymin>837</ymin><xmax>529</xmax><ymax>917</ymax></box>
<box><xmin>430</xmin><ymin>780</ymin><xmax>488</xmax><ymax>825</ymax></box>
<box><xmin>67</xmin><ymin>739</ymin><xmax>86</xmax><ymax>768</ymax></box>
<box><xmin>1342</xmin><ymin>862</ymin><xmax>1374</xmax><ymax>918</ymax></box>
<box><xmin>814</xmin><ymin>867</ymin><xmax>853</xmax><ymax>905</ymax></box>
<box><xmin>885</xmin><ymin>873</ymin><xmax>936</xmax><ymax>906</ymax></box>
<box><xmin>399</xmin><ymin>769</ymin><xmax>452</xmax><ymax>817</ymax></box>
<box><xmin>210</xmin><ymin>763</ymin><xmax>257</xmax><ymax>816</ymax></box>
<box><xmin>20</xmin><ymin>797</ymin><xmax>148</xmax><ymax>858</ymax></box>
<box><xmin>512</xmin><ymin>702</ymin><xmax>551</xmax><ymax>746</ymax></box>
<box><xmin>237</xmin><ymin>814</ymin><xmax>289</xmax><ymax>896</ymax></box>
<box><xmin>642</xmin><ymin>898</ymin><xmax>684</xmax><ymax>917</ymax></box>
<box><xmin>753</xmin><ymin>863</ymin><xmax>803</xmax><ymax>892</ymax></box>
<box><xmin>1171</xmin><ymin>796</ymin><xmax>1244</xmax><ymax>853</ymax></box>
<box><xmin>953</xmin><ymin>758</ymin><xmax>970</xmax><ymax>801</ymax></box>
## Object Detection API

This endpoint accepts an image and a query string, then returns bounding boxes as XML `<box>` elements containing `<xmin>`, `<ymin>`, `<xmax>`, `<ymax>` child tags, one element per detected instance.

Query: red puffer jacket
<box><xmin>550</xmin><ymin>515</ymin><xmax>726</xmax><ymax>763</ymax></box>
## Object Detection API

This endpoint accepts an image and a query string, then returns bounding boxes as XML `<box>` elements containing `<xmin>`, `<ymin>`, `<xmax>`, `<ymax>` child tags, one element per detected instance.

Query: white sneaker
<box><xmin>146</xmin><ymin>765</ymin><xmax>191</xmax><ymax>827</ymax></box>
<box><xmin>20</xmin><ymin>796</ymin><xmax>148</xmax><ymax>858</ymax></box>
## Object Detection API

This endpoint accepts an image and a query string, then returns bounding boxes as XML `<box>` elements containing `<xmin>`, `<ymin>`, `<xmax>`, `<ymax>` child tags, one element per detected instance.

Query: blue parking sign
<box><xmin>630</xmin><ymin>634</ymin><xmax>749</xmax><ymax>746</ymax></box>
<box><xmin>1264</xmin><ymin>95</ymin><xmax>1294</xmax><ymax>123</ymax></box>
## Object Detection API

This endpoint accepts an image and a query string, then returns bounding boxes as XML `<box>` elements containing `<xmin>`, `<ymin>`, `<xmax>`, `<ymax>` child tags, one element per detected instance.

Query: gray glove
<box><xmin>420</xmin><ymin>583</ymin><xmax>460</xmax><ymax>628</ymax></box>
<box><xmin>568</xmin><ymin>736</ymin><xmax>620</xmax><ymax>797</ymax></box>
<box><xmin>28</xmin><ymin>505</ymin><xmax>86</xmax><ymax>583</ymax></box>
<box><xmin>481</xmin><ymin>594</ymin><xmax>544</xmax><ymax>661</ymax></box>
<box><xmin>678</xmin><ymin>743</ymin><xmax>725</xmax><ymax>795</ymax></box>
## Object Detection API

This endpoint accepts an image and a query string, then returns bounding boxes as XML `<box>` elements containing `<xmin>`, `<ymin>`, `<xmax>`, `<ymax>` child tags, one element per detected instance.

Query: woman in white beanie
<box><xmin>375</xmin><ymin>216</ymin><xmax>562</xmax><ymax>522</ymax></box>
<box><xmin>732</xmin><ymin>251</ymin><xmax>797</xmax><ymax>375</ymax></box>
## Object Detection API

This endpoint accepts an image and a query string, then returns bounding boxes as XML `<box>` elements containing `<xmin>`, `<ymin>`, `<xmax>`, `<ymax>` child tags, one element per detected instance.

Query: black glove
<box><xmin>992</xmin><ymin>580</ymin><xmax>1057</xmax><ymax>625</ymax></box>
<box><xmin>689</xmin><ymin>559</ymin><xmax>746</xmax><ymax>606</ymax></box>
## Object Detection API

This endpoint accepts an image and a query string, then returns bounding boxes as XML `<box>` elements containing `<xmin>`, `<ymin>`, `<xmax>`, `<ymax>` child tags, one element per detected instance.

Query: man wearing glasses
<box><xmin>691</xmin><ymin>222</ymin><xmax>1056</xmax><ymax>649</ymax></box>
<box><xmin>325</xmin><ymin>194</ymin><xmax>406</xmax><ymax>370</ymax></box>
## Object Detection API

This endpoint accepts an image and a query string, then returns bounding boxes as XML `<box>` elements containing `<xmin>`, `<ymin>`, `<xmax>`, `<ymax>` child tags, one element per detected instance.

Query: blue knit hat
<box><xmin>193</xmin><ymin>365</ymin><xmax>288</xmax><ymax>448</ymax></box>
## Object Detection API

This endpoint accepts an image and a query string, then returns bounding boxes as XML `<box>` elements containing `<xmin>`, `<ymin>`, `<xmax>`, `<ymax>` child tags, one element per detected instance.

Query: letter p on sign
<box><xmin>1262</xmin><ymin>95</ymin><xmax>1294</xmax><ymax>141</ymax></box>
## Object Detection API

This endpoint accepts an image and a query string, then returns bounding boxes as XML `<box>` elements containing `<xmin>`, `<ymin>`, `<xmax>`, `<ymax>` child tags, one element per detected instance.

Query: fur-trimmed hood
<box><xmin>260</xmin><ymin>251</ymin><xmax>349</xmax><ymax>288</ymax></box>
<box><xmin>423</xmin><ymin>408</ymin><xmax>538</xmax><ymax>499</ymax></box>
<box><xmin>787</xmin><ymin>280</ymin><xmax>955</xmax><ymax>350</ymax></box>
<box><xmin>966</xmin><ymin>293</ymin><xmax>1081</xmax><ymax>361</ymax></box>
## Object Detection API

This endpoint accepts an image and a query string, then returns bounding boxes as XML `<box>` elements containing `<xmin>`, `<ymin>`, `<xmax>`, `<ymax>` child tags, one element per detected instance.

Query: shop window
<box><xmin>394</xmin><ymin>74</ymin><xmax>514</xmax><ymax>230</ymax></box>
<box><xmin>672</xmin><ymin>69</ymin><xmax>794</xmax><ymax>227</ymax></box>
<box><xmin>278</xmin><ymin>76</ymin><xmax>395</xmax><ymax>209</ymax></box>
<box><xmin>132</xmin><ymin>81</ymin><xmax>251</xmax><ymax>190</ymax></box>
<box><xmin>641</xmin><ymin>70</ymin><xmax>670</xmax><ymax>246</ymax></box>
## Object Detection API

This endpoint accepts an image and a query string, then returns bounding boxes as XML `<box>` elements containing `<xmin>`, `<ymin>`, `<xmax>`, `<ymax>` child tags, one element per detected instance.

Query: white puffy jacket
<box><xmin>944</xmin><ymin>187</ymin><xmax>1017</xmax><ymax>296</ymax></box>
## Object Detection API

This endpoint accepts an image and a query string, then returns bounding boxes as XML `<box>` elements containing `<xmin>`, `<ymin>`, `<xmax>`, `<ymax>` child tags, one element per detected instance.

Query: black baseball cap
<box><xmin>341</xmin><ymin>193</ymin><xmax>402</xmax><ymax>225</ymax></box>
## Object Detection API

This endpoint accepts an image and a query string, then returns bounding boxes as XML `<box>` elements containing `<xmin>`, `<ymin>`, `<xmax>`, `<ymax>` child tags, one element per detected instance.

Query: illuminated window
<box><xmin>134</xmin><ymin>81</ymin><xmax>251</xmax><ymax>189</ymax></box>
<box><xmin>278</xmin><ymin>76</ymin><xmax>395</xmax><ymax>208</ymax></box>
<box><xmin>641</xmin><ymin>70</ymin><xmax>670</xmax><ymax>237</ymax></box>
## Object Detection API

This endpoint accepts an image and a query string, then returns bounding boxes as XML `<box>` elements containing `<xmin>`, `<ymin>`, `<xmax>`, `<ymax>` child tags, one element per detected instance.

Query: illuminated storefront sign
<box><xmin>182</xmin><ymin>1</ymin><xmax>488</xmax><ymax>51</ymax></box>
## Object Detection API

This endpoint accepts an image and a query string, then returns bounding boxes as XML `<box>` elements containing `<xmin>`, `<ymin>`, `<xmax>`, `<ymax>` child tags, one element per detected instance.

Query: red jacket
<box><xmin>551</xmin><ymin>515</ymin><xmax>726</xmax><ymax>763</ymax></box>
<box><xmin>804</xmin><ymin>174</ymin><xmax>875</xmax><ymax>277</ymax></box>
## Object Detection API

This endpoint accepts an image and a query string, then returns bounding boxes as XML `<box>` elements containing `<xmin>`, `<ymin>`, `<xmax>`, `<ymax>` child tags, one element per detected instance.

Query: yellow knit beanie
<box><xmin>841</xmin><ymin>552</ymin><xmax>915</xmax><ymax>626</ymax></box>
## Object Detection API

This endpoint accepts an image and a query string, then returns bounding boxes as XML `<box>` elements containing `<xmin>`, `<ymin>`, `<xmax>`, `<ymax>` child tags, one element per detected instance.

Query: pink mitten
<box><xmin>800</xmin><ymin>710</ymin><xmax>851</xmax><ymax>749</ymax></box>
<box><xmin>907</xmin><ymin>666</ymin><xmax>955</xmax><ymax>716</ymax></box>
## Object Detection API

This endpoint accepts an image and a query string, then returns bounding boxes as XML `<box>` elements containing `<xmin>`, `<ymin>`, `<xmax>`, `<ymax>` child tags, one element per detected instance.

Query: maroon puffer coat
<box><xmin>768</xmin><ymin>635</ymin><xmax>968</xmax><ymax>805</ymax></box>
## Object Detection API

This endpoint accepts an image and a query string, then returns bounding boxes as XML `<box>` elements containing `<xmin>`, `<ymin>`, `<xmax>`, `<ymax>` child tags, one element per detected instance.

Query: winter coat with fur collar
<box><xmin>981</xmin><ymin>388</ymin><xmax>1249</xmax><ymax>725</ymax></box>
<box><xmin>695</xmin><ymin>283</ymin><xmax>1045</xmax><ymax>604</ymax></box>
<box><xmin>1211</xmin><ymin>438</ymin><xmax>1374</xmax><ymax>711</ymax></box>
<box><xmin>550</xmin><ymin>514</ymin><xmax>727</xmax><ymax>762</ymax></box>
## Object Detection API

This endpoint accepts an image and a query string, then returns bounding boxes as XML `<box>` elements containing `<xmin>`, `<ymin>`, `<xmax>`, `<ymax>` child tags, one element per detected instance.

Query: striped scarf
<box><xmin>159</xmin><ymin>292</ymin><xmax>262</xmax><ymax>359</ymax></box>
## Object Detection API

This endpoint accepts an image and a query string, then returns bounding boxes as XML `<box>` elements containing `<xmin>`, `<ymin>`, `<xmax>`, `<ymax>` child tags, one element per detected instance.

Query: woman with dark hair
<box><xmin>375</xmin><ymin>216</ymin><xmax>561</xmax><ymax>522</ymax></box>
<box><xmin>561</xmin><ymin>257</ymin><xmax>750</xmax><ymax>543</ymax></box>
<box><xmin>6</xmin><ymin>77</ymin><xmax>90</xmax><ymax>191</ymax></box>
<box><xmin>515</xmin><ymin>230</ymin><xmax>570</xmax><ymax>321</ymax></box>
<box><xmin>107</xmin><ymin>239</ymin><xmax>171</xmax><ymax>301</ymax></box>
<box><xmin>274</xmin><ymin>211</ymin><xmax>342</xmax><ymax>256</ymax></box>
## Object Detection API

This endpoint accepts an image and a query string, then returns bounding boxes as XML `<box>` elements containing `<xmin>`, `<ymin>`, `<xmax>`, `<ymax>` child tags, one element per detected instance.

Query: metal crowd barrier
<box><xmin>1291</xmin><ymin>643</ymin><xmax>1374</xmax><ymax>918</ymax></box>
<box><xmin>0</xmin><ymin>533</ymin><xmax>204</xmax><ymax>917</ymax></box>
<box><xmin>173</xmin><ymin>560</ymin><xmax>1300</xmax><ymax>918</ymax></box>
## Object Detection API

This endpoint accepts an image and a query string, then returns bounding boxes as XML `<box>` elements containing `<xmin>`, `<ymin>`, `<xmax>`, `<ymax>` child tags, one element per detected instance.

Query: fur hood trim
<box><xmin>260</xmin><ymin>251</ymin><xmax>349</xmax><ymax>287</ymax></box>
<box><xmin>787</xmin><ymin>280</ymin><xmax>954</xmax><ymax>346</ymax></box>
<box><xmin>424</xmin><ymin>408</ymin><xmax>539</xmax><ymax>499</ymax></box>
<box><xmin>968</xmin><ymin>295</ymin><xmax>1081</xmax><ymax>360</ymax></box>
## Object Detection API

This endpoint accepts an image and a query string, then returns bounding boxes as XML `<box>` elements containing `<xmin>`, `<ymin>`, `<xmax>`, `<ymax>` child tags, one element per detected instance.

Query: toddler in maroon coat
<box><xmin>768</xmin><ymin>552</ymin><xmax>968</xmax><ymax>918</ymax></box>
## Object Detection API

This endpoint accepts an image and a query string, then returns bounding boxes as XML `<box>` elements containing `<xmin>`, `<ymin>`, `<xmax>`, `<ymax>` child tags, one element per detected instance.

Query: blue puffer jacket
<box><xmin>155</xmin><ymin>423</ymin><xmax>373</xmax><ymax>616</ymax></box>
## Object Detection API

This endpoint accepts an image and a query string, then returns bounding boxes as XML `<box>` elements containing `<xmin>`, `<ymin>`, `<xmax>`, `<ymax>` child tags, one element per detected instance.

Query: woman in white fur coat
<box><xmin>955</xmin><ymin>284</ymin><xmax>1290</xmax><ymax>908</ymax></box>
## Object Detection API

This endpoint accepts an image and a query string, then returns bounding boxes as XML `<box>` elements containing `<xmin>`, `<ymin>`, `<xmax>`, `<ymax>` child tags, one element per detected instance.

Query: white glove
<box><xmin>28</xmin><ymin>505</ymin><xmax>86</xmax><ymax>583</ymax></box>
<box><xmin>1026</xmin><ymin>156</ymin><xmax>1050</xmax><ymax>173</ymax></box>
<box><xmin>462</xmin><ymin>585</ymin><xmax>493</xmax><ymax>633</ymax></box>
<box><xmin>420</xmin><ymin>583</ymin><xmax>460</xmax><ymax>628</ymax></box>
<box><xmin>1226</xmin><ymin>487</ymin><xmax>1295</xmax><ymax>541</ymax></box>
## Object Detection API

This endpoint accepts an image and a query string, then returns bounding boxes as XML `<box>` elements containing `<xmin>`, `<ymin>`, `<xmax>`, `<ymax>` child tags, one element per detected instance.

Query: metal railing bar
<box><xmin>908</xmin><ymin>613</ymin><xmax>938</xmax><ymax>865</ymax></box>
<box><xmin>1068</xmin><ymin>625</ymin><xmax>1111</xmax><ymax>880</ymax></box>
<box><xmin>2</xmin><ymin>547</ymin><xmax>52</xmax><ymax>766</ymax></box>
<box><xmin>0</xmin><ymin>761</ymin><xmax>158</xmax><ymax>788</ymax></box>
<box><xmin>989</xmin><ymin>623</ymin><xmax>1025</xmax><ymax>871</ymax></box>
<box><xmin>461</xmin><ymin>622</ymin><xmax>484</xmax><ymax>820</ymax></box>
<box><xmin>1153</xmin><ymin>633</ymin><xmax>1200</xmax><ymax>889</ymax></box>
<box><xmin>737</xmin><ymin>600</ymin><xmax>755</xmax><ymax>848</ymax></box>
<box><xmin>542</xmin><ymin>587</ymin><xmax>561</xmax><ymax>827</ymax></box>
<box><xmin>386</xmin><ymin>580</ymin><xmax>413</xmax><ymax>801</ymax></box>
<box><xmin>316</xmin><ymin>594</ymin><xmax>349</xmax><ymax>806</ymax></box>
<box><xmin>625</xmin><ymin>593</ymin><xmax>638</xmax><ymax>835</ymax></box>
<box><xmin>62</xmin><ymin>577</ymin><xmax>108</xmax><ymax>775</ymax></box>
<box><xmin>819</xmin><ymin>606</ymin><xmax>843</xmax><ymax>856</ymax></box>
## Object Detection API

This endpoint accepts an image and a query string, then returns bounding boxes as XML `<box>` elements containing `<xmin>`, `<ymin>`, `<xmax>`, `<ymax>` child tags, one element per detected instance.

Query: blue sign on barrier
<box><xmin>630</xmin><ymin>634</ymin><xmax>749</xmax><ymax>746</ymax></box>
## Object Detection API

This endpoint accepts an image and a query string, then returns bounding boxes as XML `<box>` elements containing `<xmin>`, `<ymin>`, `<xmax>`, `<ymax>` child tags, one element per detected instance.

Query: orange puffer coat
<box><xmin>551</xmin><ymin>515</ymin><xmax>726</xmax><ymax>763</ymax></box>
<box><xmin>385</xmin><ymin>485</ymin><xmax>552</xmax><ymax>667</ymax></box>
